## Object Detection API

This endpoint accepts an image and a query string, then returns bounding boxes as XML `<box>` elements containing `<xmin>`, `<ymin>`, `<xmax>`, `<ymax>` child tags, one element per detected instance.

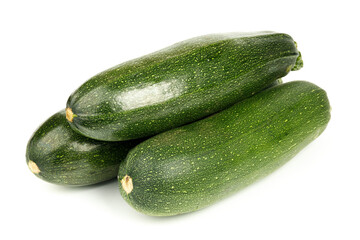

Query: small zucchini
<box><xmin>26</xmin><ymin>110</ymin><xmax>139</xmax><ymax>186</ymax></box>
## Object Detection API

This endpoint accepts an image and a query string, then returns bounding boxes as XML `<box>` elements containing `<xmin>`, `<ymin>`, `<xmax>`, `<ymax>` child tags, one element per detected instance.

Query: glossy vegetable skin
<box><xmin>66</xmin><ymin>32</ymin><xmax>303</xmax><ymax>141</ymax></box>
<box><xmin>26</xmin><ymin>110</ymin><xmax>139</xmax><ymax>186</ymax></box>
<box><xmin>118</xmin><ymin>81</ymin><xmax>330</xmax><ymax>216</ymax></box>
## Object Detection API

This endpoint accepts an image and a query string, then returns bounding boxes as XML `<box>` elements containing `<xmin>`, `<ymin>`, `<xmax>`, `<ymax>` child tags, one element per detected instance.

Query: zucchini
<box><xmin>26</xmin><ymin>110</ymin><xmax>139</xmax><ymax>186</ymax></box>
<box><xmin>118</xmin><ymin>81</ymin><xmax>330</xmax><ymax>216</ymax></box>
<box><xmin>66</xmin><ymin>32</ymin><xmax>302</xmax><ymax>141</ymax></box>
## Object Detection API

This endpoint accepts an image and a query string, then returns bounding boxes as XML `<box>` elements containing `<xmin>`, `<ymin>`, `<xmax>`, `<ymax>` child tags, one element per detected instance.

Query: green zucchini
<box><xmin>118</xmin><ymin>81</ymin><xmax>330</xmax><ymax>216</ymax></box>
<box><xmin>66</xmin><ymin>32</ymin><xmax>303</xmax><ymax>141</ymax></box>
<box><xmin>26</xmin><ymin>110</ymin><xmax>139</xmax><ymax>186</ymax></box>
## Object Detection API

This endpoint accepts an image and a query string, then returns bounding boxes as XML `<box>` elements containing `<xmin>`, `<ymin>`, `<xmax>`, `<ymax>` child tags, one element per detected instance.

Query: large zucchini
<box><xmin>66</xmin><ymin>32</ymin><xmax>303</xmax><ymax>141</ymax></box>
<box><xmin>118</xmin><ymin>81</ymin><xmax>330</xmax><ymax>216</ymax></box>
<box><xmin>26</xmin><ymin>110</ymin><xmax>139</xmax><ymax>186</ymax></box>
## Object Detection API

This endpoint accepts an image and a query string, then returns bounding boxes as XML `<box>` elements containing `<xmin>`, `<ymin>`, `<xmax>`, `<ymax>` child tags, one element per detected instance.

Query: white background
<box><xmin>1</xmin><ymin>0</ymin><xmax>359</xmax><ymax>239</ymax></box>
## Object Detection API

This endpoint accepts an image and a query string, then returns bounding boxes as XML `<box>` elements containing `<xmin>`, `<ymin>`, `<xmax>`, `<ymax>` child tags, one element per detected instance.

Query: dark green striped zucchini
<box><xmin>26</xmin><ymin>110</ymin><xmax>139</xmax><ymax>186</ymax></box>
<box><xmin>66</xmin><ymin>32</ymin><xmax>303</xmax><ymax>141</ymax></box>
<box><xmin>118</xmin><ymin>81</ymin><xmax>330</xmax><ymax>216</ymax></box>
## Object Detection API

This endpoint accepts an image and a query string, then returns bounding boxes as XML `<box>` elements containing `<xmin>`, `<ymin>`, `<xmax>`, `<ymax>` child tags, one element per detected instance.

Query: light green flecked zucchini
<box><xmin>118</xmin><ymin>81</ymin><xmax>330</xmax><ymax>216</ymax></box>
<box><xmin>66</xmin><ymin>32</ymin><xmax>302</xmax><ymax>141</ymax></box>
<box><xmin>26</xmin><ymin>110</ymin><xmax>140</xmax><ymax>186</ymax></box>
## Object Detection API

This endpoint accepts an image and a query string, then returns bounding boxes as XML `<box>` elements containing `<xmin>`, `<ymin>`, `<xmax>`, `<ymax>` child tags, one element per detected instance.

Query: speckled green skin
<box><xmin>118</xmin><ymin>81</ymin><xmax>331</xmax><ymax>216</ymax></box>
<box><xmin>26</xmin><ymin>110</ymin><xmax>139</xmax><ymax>186</ymax></box>
<box><xmin>265</xmin><ymin>78</ymin><xmax>283</xmax><ymax>89</ymax></box>
<box><xmin>67</xmin><ymin>32</ymin><xmax>302</xmax><ymax>141</ymax></box>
